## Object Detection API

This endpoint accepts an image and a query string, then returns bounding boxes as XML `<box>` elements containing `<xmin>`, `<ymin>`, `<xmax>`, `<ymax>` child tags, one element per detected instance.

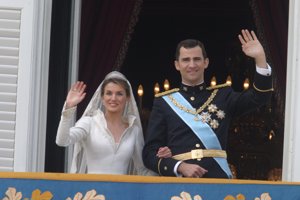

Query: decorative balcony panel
<box><xmin>0</xmin><ymin>172</ymin><xmax>299</xmax><ymax>200</ymax></box>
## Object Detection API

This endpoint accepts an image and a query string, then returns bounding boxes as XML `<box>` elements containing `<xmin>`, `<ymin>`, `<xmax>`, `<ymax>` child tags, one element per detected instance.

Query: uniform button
<box><xmin>164</xmin><ymin>166</ymin><xmax>168</xmax><ymax>171</ymax></box>
<box><xmin>195</xmin><ymin>144</ymin><xmax>200</xmax><ymax>148</ymax></box>
<box><xmin>190</xmin><ymin>96</ymin><xmax>195</xmax><ymax>101</ymax></box>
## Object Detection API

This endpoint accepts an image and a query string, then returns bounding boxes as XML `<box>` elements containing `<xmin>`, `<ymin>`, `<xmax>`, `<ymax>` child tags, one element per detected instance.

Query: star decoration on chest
<box><xmin>208</xmin><ymin>104</ymin><xmax>218</xmax><ymax>113</ymax></box>
<box><xmin>210</xmin><ymin>119</ymin><xmax>219</xmax><ymax>129</ymax></box>
<box><xmin>200</xmin><ymin>112</ymin><xmax>211</xmax><ymax>123</ymax></box>
<box><xmin>216</xmin><ymin>110</ymin><xmax>225</xmax><ymax>119</ymax></box>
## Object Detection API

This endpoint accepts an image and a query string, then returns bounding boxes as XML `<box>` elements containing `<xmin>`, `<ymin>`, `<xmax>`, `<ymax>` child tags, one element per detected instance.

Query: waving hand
<box><xmin>238</xmin><ymin>29</ymin><xmax>267</xmax><ymax>68</ymax></box>
<box><xmin>65</xmin><ymin>81</ymin><xmax>87</xmax><ymax>109</ymax></box>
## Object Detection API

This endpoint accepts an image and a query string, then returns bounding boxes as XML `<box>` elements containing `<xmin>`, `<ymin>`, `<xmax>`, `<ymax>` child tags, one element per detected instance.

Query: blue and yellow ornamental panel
<box><xmin>1</xmin><ymin>172</ymin><xmax>300</xmax><ymax>200</ymax></box>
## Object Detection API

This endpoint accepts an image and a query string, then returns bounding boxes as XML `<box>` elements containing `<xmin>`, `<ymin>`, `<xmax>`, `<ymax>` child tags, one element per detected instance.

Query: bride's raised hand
<box><xmin>65</xmin><ymin>81</ymin><xmax>87</xmax><ymax>109</ymax></box>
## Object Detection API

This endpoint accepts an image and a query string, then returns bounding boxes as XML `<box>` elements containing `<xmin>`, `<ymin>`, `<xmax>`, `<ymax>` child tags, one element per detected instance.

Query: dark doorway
<box><xmin>121</xmin><ymin>0</ymin><xmax>256</xmax><ymax>110</ymax></box>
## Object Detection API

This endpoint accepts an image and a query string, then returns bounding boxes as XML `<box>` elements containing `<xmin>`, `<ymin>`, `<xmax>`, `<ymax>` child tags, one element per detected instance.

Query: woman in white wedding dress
<box><xmin>56</xmin><ymin>71</ymin><xmax>170</xmax><ymax>175</ymax></box>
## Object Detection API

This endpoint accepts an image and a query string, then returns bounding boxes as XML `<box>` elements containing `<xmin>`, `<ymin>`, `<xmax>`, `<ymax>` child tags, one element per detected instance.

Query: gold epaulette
<box><xmin>207</xmin><ymin>83</ymin><xmax>231</xmax><ymax>90</ymax></box>
<box><xmin>155</xmin><ymin>88</ymin><xmax>180</xmax><ymax>97</ymax></box>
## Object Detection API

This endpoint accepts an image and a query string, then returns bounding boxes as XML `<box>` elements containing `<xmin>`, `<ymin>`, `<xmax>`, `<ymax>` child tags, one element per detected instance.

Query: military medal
<box><xmin>168</xmin><ymin>89</ymin><xmax>226</xmax><ymax>129</ymax></box>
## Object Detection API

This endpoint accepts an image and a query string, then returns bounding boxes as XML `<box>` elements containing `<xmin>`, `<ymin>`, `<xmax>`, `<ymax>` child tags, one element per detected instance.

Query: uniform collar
<box><xmin>180</xmin><ymin>82</ymin><xmax>206</xmax><ymax>93</ymax></box>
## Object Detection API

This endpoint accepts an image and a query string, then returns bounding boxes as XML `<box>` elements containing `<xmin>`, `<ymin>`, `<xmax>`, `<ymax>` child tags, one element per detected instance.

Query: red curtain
<box><xmin>77</xmin><ymin>0</ymin><xmax>142</xmax><ymax>116</ymax></box>
<box><xmin>250</xmin><ymin>0</ymin><xmax>289</xmax><ymax>119</ymax></box>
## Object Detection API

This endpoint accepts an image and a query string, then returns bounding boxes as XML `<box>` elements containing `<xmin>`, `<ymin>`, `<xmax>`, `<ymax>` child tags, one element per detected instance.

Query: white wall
<box><xmin>282</xmin><ymin>0</ymin><xmax>300</xmax><ymax>182</ymax></box>
<box><xmin>0</xmin><ymin>0</ymin><xmax>52</xmax><ymax>172</ymax></box>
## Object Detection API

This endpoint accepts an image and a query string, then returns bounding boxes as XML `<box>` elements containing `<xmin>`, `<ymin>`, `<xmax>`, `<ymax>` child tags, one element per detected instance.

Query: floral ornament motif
<box><xmin>254</xmin><ymin>193</ymin><xmax>272</xmax><ymax>200</ymax></box>
<box><xmin>2</xmin><ymin>187</ymin><xmax>22</xmax><ymax>200</ymax></box>
<box><xmin>224</xmin><ymin>193</ymin><xmax>245</xmax><ymax>200</ymax></box>
<box><xmin>208</xmin><ymin>104</ymin><xmax>218</xmax><ymax>113</ymax></box>
<box><xmin>66</xmin><ymin>189</ymin><xmax>105</xmax><ymax>200</ymax></box>
<box><xmin>2</xmin><ymin>187</ymin><xmax>53</xmax><ymax>200</ymax></box>
<box><xmin>216</xmin><ymin>110</ymin><xmax>225</xmax><ymax>119</ymax></box>
<box><xmin>171</xmin><ymin>191</ymin><xmax>202</xmax><ymax>200</ymax></box>
<box><xmin>210</xmin><ymin>119</ymin><xmax>219</xmax><ymax>129</ymax></box>
<box><xmin>66</xmin><ymin>192</ymin><xmax>83</xmax><ymax>200</ymax></box>
<box><xmin>31</xmin><ymin>189</ymin><xmax>53</xmax><ymax>200</ymax></box>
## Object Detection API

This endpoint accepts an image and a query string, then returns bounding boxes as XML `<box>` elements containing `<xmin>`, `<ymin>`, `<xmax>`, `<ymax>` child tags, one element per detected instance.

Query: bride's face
<box><xmin>102</xmin><ymin>82</ymin><xmax>128</xmax><ymax>114</ymax></box>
